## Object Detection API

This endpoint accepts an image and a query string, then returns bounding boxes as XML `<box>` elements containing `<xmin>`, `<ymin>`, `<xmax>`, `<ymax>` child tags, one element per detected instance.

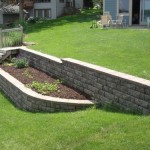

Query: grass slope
<box><xmin>25</xmin><ymin>10</ymin><xmax>150</xmax><ymax>80</ymax></box>
<box><xmin>0</xmin><ymin>90</ymin><xmax>150</xmax><ymax>150</ymax></box>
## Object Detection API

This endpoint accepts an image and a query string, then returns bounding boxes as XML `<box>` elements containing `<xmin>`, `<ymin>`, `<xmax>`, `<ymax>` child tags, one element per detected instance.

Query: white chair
<box><xmin>97</xmin><ymin>15</ymin><xmax>112</xmax><ymax>28</ymax></box>
<box><xmin>109</xmin><ymin>14</ymin><xmax>124</xmax><ymax>28</ymax></box>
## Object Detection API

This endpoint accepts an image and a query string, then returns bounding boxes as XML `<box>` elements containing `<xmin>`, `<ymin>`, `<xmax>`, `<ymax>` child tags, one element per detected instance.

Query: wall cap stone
<box><xmin>62</xmin><ymin>58</ymin><xmax>150</xmax><ymax>87</ymax></box>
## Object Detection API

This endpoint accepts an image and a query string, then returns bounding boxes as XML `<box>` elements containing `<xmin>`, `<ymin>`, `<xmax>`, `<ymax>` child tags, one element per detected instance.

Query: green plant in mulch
<box><xmin>27</xmin><ymin>80</ymin><xmax>61</xmax><ymax>95</ymax></box>
<box><xmin>11</xmin><ymin>57</ymin><xmax>29</xmax><ymax>69</ymax></box>
<box><xmin>22</xmin><ymin>69</ymin><xmax>33</xmax><ymax>79</ymax></box>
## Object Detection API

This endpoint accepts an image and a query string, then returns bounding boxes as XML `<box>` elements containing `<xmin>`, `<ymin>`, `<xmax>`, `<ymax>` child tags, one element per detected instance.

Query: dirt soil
<box><xmin>0</xmin><ymin>65</ymin><xmax>90</xmax><ymax>100</ymax></box>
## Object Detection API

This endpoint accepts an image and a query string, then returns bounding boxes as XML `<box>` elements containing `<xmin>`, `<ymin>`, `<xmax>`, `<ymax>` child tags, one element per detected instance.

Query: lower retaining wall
<box><xmin>0</xmin><ymin>69</ymin><xmax>94</xmax><ymax>112</ymax></box>
<box><xmin>1</xmin><ymin>46</ymin><xmax>150</xmax><ymax>114</ymax></box>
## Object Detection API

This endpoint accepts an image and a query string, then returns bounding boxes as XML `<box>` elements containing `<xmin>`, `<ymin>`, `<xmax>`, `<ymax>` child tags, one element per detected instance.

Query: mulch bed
<box><xmin>0</xmin><ymin>64</ymin><xmax>90</xmax><ymax>100</ymax></box>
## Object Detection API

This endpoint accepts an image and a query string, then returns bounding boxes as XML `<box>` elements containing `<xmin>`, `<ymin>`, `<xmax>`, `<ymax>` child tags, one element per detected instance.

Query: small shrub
<box><xmin>11</xmin><ymin>57</ymin><xmax>29</xmax><ymax>69</ymax></box>
<box><xmin>27</xmin><ymin>17</ymin><xmax>36</xmax><ymax>24</ymax></box>
<box><xmin>22</xmin><ymin>69</ymin><xmax>33</xmax><ymax>79</ymax></box>
<box><xmin>27</xmin><ymin>80</ymin><xmax>61</xmax><ymax>95</ymax></box>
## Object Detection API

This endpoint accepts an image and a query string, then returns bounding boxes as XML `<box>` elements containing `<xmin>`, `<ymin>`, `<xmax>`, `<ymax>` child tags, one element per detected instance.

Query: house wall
<box><xmin>33</xmin><ymin>0</ymin><xmax>83</xmax><ymax>19</ymax></box>
<box><xmin>103</xmin><ymin>0</ymin><xmax>130</xmax><ymax>25</ymax></box>
<box><xmin>34</xmin><ymin>0</ymin><xmax>57</xmax><ymax>19</ymax></box>
<box><xmin>56</xmin><ymin>0</ymin><xmax>83</xmax><ymax>17</ymax></box>
<box><xmin>75</xmin><ymin>0</ymin><xmax>83</xmax><ymax>8</ymax></box>
<box><xmin>56</xmin><ymin>0</ymin><xmax>66</xmax><ymax>17</ymax></box>
<box><xmin>103</xmin><ymin>0</ymin><xmax>117</xmax><ymax>20</ymax></box>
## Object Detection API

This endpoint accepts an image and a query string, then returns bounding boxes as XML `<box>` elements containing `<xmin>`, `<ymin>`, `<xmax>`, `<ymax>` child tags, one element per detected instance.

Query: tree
<box><xmin>19</xmin><ymin>0</ymin><xmax>24</xmax><ymax>21</ymax></box>
<box><xmin>93</xmin><ymin>0</ymin><xmax>103</xmax><ymax>9</ymax></box>
<box><xmin>84</xmin><ymin>0</ymin><xmax>94</xmax><ymax>8</ymax></box>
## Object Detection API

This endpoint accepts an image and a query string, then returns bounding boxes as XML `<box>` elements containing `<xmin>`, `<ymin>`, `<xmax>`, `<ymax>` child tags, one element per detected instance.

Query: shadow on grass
<box><xmin>94</xmin><ymin>102</ymin><xmax>143</xmax><ymax>116</ymax></box>
<box><xmin>26</xmin><ymin>9</ymin><xmax>101</xmax><ymax>34</ymax></box>
<box><xmin>0</xmin><ymin>89</ymin><xmax>144</xmax><ymax>116</ymax></box>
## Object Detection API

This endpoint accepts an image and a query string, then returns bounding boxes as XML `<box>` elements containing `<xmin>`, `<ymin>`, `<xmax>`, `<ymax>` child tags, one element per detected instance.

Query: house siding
<box><xmin>104</xmin><ymin>0</ymin><xmax>117</xmax><ymax>20</ymax></box>
<box><xmin>56</xmin><ymin>1</ymin><xmax>66</xmax><ymax>17</ymax></box>
<box><xmin>75</xmin><ymin>0</ymin><xmax>83</xmax><ymax>8</ymax></box>
<box><xmin>34</xmin><ymin>0</ymin><xmax>57</xmax><ymax>19</ymax></box>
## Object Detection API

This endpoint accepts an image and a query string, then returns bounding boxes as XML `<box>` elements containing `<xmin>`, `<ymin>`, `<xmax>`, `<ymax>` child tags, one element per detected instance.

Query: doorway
<box><xmin>132</xmin><ymin>0</ymin><xmax>140</xmax><ymax>24</ymax></box>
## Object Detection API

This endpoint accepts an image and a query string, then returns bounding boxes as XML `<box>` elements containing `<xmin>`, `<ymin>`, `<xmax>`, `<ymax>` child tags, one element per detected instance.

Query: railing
<box><xmin>0</xmin><ymin>26</ymin><xmax>23</xmax><ymax>48</ymax></box>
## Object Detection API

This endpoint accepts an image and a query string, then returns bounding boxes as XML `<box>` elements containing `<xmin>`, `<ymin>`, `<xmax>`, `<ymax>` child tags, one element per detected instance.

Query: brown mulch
<box><xmin>0</xmin><ymin>65</ymin><xmax>90</xmax><ymax>100</ymax></box>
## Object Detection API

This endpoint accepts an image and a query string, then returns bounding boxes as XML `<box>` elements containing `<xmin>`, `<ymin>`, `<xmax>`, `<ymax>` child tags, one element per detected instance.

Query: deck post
<box><xmin>0</xmin><ymin>28</ymin><xmax>3</xmax><ymax>48</ymax></box>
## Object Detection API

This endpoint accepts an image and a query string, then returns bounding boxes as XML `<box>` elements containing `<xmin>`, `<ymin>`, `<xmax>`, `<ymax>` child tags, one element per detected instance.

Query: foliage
<box><xmin>84</xmin><ymin>0</ymin><xmax>94</xmax><ymax>8</ymax></box>
<box><xmin>27</xmin><ymin>17</ymin><xmax>48</xmax><ymax>24</ymax></box>
<box><xmin>11</xmin><ymin>57</ymin><xmax>29</xmax><ymax>69</ymax></box>
<box><xmin>22</xmin><ymin>69</ymin><xmax>33</xmax><ymax>79</ymax></box>
<box><xmin>93</xmin><ymin>0</ymin><xmax>103</xmax><ymax>8</ymax></box>
<box><xmin>14</xmin><ymin>20</ymin><xmax>28</xmax><ymax>32</ymax></box>
<box><xmin>27</xmin><ymin>80</ymin><xmax>61</xmax><ymax>95</ymax></box>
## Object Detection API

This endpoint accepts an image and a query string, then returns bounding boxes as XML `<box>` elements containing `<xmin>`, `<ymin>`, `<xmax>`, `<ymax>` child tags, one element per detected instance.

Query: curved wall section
<box><xmin>0</xmin><ymin>69</ymin><xmax>94</xmax><ymax>112</ymax></box>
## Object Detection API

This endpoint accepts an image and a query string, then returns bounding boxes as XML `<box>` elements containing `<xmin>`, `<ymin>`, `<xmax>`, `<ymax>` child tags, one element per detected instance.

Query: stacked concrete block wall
<box><xmin>19</xmin><ymin>47</ymin><xmax>150</xmax><ymax>114</ymax></box>
<box><xmin>0</xmin><ymin>68</ymin><xmax>93</xmax><ymax>112</ymax></box>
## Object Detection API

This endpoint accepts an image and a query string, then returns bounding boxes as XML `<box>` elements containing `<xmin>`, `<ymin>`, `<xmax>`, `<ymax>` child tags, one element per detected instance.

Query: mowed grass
<box><xmin>1</xmin><ymin>90</ymin><xmax>150</xmax><ymax>150</ymax></box>
<box><xmin>1</xmin><ymin>10</ymin><xmax>150</xmax><ymax>149</ymax></box>
<box><xmin>25</xmin><ymin>10</ymin><xmax>150</xmax><ymax>80</ymax></box>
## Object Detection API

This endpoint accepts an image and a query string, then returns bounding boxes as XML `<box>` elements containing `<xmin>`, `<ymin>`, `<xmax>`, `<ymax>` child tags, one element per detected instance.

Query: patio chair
<box><xmin>109</xmin><ymin>14</ymin><xmax>124</xmax><ymax>28</ymax></box>
<box><xmin>147</xmin><ymin>17</ymin><xmax>150</xmax><ymax>28</ymax></box>
<box><xmin>97</xmin><ymin>15</ymin><xmax>112</xmax><ymax>28</ymax></box>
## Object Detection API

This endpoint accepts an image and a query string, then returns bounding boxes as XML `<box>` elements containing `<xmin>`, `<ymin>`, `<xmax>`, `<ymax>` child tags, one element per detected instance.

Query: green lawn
<box><xmin>25</xmin><ymin>9</ymin><xmax>150</xmax><ymax>80</ymax></box>
<box><xmin>1</xmin><ymin>10</ymin><xmax>150</xmax><ymax>149</ymax></box>
<box><xmin>1</xmin><ymin>90</ymin><xmax>150</xmax><ymax>150</ymax></box>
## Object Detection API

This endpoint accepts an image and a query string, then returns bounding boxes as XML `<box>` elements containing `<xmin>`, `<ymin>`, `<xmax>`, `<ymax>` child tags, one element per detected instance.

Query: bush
<box><xmin>27</xmin><ymin>17</ymin><xmax>36</xmax><ymax>24</ymax></box>
<box><xmin>27</xmin><ymin>80</ymin><xmax>61</xmax><ymax>95</ymax></box>
<box><xmin>14</xmin><ymin>20</ymin><xmax>28</xmax><ymax>32</ymax></box>
<box><xmin>11</xmin><ymin>57</ymin><xmax>29</xmax><ymax>69</ymax></box>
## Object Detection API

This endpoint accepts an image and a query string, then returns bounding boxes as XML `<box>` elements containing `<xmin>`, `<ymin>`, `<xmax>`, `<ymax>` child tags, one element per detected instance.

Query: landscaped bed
<box><xmin>0</xmin><ymin>62</ymin><xmax>89</xmax><ymax>100</ymax></box>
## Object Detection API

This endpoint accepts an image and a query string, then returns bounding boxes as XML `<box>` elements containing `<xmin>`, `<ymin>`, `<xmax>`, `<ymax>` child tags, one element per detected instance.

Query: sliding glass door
<box><xmin>140</xmin><ymin>0</ymin><xmax>150</xmax><ymax>24</ymax></box>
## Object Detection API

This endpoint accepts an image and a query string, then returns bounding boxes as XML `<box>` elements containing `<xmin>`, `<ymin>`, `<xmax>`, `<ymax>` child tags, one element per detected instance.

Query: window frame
<box><xmin>34</xmin><ymin>9</ymin><xmax>51</xmax><ymax>18</ymax></box>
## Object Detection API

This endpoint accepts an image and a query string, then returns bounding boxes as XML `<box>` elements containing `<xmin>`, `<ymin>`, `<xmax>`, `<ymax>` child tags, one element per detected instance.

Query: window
<box><xmin>119</xmin><ymin>0</ymin><xmax>129</xmax><ymax>13</ymax></box>
<box><xmin>59</xmin><ymin>0</ymin><xmax>64</xmax><ymax>2</ymax></box>
<box><xmin>35</xmin><ymin>0</ymin><xmax>51</xmax><ymax>3</ymax></box>
<box><xmin>35</xmin><ymin>9</ymin><xmax>51</xmax><ymax>18</ymax></box>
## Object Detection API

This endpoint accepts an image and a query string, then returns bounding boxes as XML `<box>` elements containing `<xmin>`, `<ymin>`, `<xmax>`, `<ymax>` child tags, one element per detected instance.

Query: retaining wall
<box><xmin>0</xmin><ymin>68</ymin><xmax>93</xmax><ymax>112</ymax></box>
<box><xmin>0</xmin><ymin>47</ymin><xmax>150</xmax><ymax>114</ymax></box>
<box><xmin>18</xmin><ymin>47</ymin><xmax>150</xmax><ymax>114</ymax></box>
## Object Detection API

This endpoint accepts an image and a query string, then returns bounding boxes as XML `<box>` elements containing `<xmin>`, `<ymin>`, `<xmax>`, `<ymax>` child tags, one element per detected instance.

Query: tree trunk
<box><xmin>19</xmin><ymin>0</ymin><xmax>24</xmax><ymax>21</ymax></box>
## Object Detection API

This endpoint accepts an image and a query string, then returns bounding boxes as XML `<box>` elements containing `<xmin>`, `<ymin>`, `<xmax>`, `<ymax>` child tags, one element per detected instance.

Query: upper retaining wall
<box><xmin>18</xmin><ymin>47</ymin><xmax>150</xmax><ymax>114</ymax></box>
<box><xmin>1</xmin><ymin>46</ymin><xmax>150</xmax><ymax>114</ymax></box>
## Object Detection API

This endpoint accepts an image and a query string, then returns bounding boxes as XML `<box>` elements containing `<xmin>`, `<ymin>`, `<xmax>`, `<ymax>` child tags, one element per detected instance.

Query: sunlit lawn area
<box><xmin>25</xmin><ymin>9</ymin><xmax>150</xmax><ymax>80</ymax></box>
